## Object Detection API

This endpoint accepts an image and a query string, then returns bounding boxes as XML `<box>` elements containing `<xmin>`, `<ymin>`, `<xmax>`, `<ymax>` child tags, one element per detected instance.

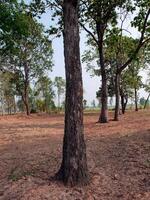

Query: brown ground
<box><xmin>0</xmin><ymin>110</ymin><xmax>150</xmax><ymax>200</ymax></box>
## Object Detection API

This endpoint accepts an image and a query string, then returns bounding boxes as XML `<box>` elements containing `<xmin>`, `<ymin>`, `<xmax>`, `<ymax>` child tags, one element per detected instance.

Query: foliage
<box><xmin>35</xmin><ymin>76</ymin><xmax>56</xmax><ymax>112</ymax></box>
<box><xmin>54</xmin><ymin>76</ymin><xmax>65</xmax><ymax>107</ymax></box>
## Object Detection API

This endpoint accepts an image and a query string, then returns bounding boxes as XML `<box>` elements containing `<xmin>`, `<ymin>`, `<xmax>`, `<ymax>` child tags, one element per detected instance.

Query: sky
<box><xmin>37</xmin><ymin>10</ymin><xmax>101</xmax><ymax>106</ymax></box>
<box><xmin>31</xmin><ymin>3</ymin><xmax>149</xmax><ymax>106</ymax></box>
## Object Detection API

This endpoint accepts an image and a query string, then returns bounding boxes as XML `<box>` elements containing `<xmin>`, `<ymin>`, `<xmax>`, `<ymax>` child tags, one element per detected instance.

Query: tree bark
<box><xmin>144</xmin><ymin>93</ymin><xmax>150</xmax><ymax>109</ymax></box>
<box><xmin>23</xmin><ymin>62</ymin><xmax>30</xmax><ymax>115</ymax></box>
<box><xmin>55</xmin><ymin>0</ymin><xmax>88</xmax><ymax>186</ymax></box>
<box><xmin>99</xmin><ymin>73</ymin><xmax>108</xmax><ymax>123</ymax></box>
<box><xmin>121</xmin><ymin>94</ymin><xmax>128</xmax><ymax>114</ymax></box>
<box><xmin>114</xmin><ymin>73</ymin><xmax>120</xmax><ymax>121</ymax></box>
<box><xmin>96</xmin><ymin>23</ymin><xmax>108</xmax><ymax>123</ymax></box>
<box><xmin>134</xmin><ymin>87</ymin><xmax>138</xmax><ymax>111</ymax></box>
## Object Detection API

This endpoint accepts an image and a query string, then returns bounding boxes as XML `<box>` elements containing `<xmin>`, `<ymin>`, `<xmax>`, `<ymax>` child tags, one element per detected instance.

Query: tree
<box><xmin>0</xmin><ymin>71</ymin><xmax>16</xmax><ymax>114</ymax></box>
<box><xmin>83</xmin><ymin>99</ymin><xmax>87</xmax><ymax>109</ymax></box>
<box><xmin>55</xmin><ymin>0</ymin><xmax>88</xmax><ymax>186</ymax></box>
<box><xmin>35</xmin><ymin>76</ymin><xmax>55</xmax><ymax>113</ymax></box>
<box><xmin>120</xmin><ymin>70</ymin><xmax>134</xmax><ymax>114</ymax></box>
<box><xmin>0</xmin><ymin>2</ymin><xmax>53</xmax><ymax>115</ymax></box>
<box><xmin>54</xmin><ymin>76</ymin><xmax>65</xmax><ymax>108</ymax></box>
<box><xmin>144</xmin><ymin>75</ymin><xmax>150</xmax><ymax>109</ymax></box>
<box><xmin>80</xmin><ymin>0</ymin><xmax>130</xmax><ymax>123</ymax></box>
<box><xmin>114</xmin><ymin>0</ymin><xmax>150</xmax><ymax>118</ymax></box>
<box><xmin>140</xmin><ymin>97</ymin><xmax>146</xmax><ymax>107</ymax></box>
<box><xmin>81</xmin><ymin>0</ymin><xmax>150</xmax><ymax>122</ymax></box>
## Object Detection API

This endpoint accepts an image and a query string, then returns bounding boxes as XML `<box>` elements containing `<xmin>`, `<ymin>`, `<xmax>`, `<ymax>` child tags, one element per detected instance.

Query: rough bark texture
<box><xmin>114</xmin><ymin>73</ymin><xmax>120</xmax><ymax>121</ymax></box>
<box><xmin>134</xmin><ymin>88</ymin><xmax>138</xmax><ymax>112</ymax></box>
<box><xmin>55</xmin><ymin>0</ymin><xmax>88</xmax><ymax>186</ymax></box>
<box><xmin>96</xmin><ymin>23</ymin><xmax>108</xmax><ymax>123</ymax></box>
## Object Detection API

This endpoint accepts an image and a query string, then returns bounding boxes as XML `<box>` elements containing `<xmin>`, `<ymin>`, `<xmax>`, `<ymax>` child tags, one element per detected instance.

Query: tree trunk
<box><xmin>24</xmin><ymin>96</ymin><xmax>30</xmax><ymax>115</ymax></box>
<box><xmin>24</xmin><ymin>62</ymin><xmax>30</xmax><ymax>115</ymax></box>
<box><xmin>96</xmin><ymin>23</ymin><xmax>108</xmax><ymax>123</ymax></box>
<box><xmin>13</xmin><ymin>95</ymin><xmax>16</xmax><ymax>114</ymax></box>
<box><xmin>99</xmin><ymin>74</ymin><xmax>108</xmax><ymax>123</ymax></box>
<box><xmin>58</xmin><ymin>93</ymin><xmax>60</xmax><ymax>108</ymax></box>
<box><xmin>114</xmin><ymin>73</ymin><xmax>120</xmax><ymax>121</ymax></box>
<box><xmin>121</xmin><ymin>95</ymin><xmax>124</xmax><ymax>114</ymax></box>
<box><xmin>121</xmin><ymin>94</ymin><xmax>128</xmax><ymax>114</ymax></box>
<box><xmin>144</xmin><ymin>93</ymin><xmax>150</xmax><ymax>109</ymax></box>
<box><xmin>134</xmin><ymin>87</ymin><xmax>138</xmax><ymax>111</ymax></box>
<box><xmin>55</xmin><ymin>0</ymin><xmax>88</xmax><ymax>186</ymax></box>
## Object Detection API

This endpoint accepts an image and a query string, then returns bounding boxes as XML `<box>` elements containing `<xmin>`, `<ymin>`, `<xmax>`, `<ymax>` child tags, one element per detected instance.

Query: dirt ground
<box><xmin>0</xmin><ymin>110</ymin><xmax>150</xmax><ymax>200</ymax></box>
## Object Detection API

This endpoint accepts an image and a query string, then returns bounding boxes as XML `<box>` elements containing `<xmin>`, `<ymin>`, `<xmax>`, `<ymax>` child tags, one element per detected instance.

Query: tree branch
<box><xmin>118</xmin><ymin>8</ymin><xmax>150</xmax><ymax>74</ymax></box>
<box><xmin>79</xmin><ymin>22</ymin><xmax>99</xmax><ymax>45</ymax></box>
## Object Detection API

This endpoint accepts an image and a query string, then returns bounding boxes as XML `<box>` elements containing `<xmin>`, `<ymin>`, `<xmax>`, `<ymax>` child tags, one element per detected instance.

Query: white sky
<box><xmin>21</xmin><ymin>0</ymin><xmax>149</xmax><ymax>106</ymax></box>
<box><xmin>37</xmin><ymin>10</ymin><xmax>101</xmax><ymax>106</ymax></box>
<box><xmin>38</xmin><ymin>10</ymin><xmax>149</xmax><ymax>105</ymax></box>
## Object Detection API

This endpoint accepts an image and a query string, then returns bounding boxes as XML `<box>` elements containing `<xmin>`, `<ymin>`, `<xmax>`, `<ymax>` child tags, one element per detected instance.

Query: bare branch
<box><xmin>79</xmin><ymin>22</ymin><xmax>99</xmax><ymax>46</ymax></box>
<box><xmin>118</xmin><ymin>8</ymin><xmax>150</xmax><ymax>74</ymax></box>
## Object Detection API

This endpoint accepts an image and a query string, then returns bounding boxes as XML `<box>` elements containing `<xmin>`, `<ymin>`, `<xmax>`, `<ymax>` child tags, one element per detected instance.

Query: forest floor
<box><xmin>0</xmin><ymin>110</ymin><xmax>150</xmax><ymax>200</ymax></box>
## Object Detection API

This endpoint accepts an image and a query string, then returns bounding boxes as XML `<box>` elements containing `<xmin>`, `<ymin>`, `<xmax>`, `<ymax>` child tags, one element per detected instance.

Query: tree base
<box><xmin>54</xmin><ymin>165</ymin><xmax>89</xmax><ymax>186</ymax></box>
<box><xmin>98</xmin><ymin>118</ymin><xmax>108</xmax><ymax>123</ymax></box>
<box><xmin>114</xmin><ymin>118</ymin><xmax>119</xmax><ymax>121</ymax></box>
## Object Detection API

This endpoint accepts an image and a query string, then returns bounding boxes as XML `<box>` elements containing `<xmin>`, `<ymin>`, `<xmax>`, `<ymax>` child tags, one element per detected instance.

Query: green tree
<box><xmin>81</xmin><ymin>0</ymin><xmax>150</xmax><ymax>122</ymax></box>
<box><xmin>0</xmin><ymin>71</ymin><xmax>16</xmax><ymax>114</ymax></box>
<box><xmin>0</xmin><ymin>1</ymin><xmax>53</xmax><ymax>115</ymax></box>
<box><xmin>35</xmin><ymin>76</ymin><xmax>55</xmax><ymax>113</ymax></box>
<box><xmin>54</xmin><ymin>76</ymin><xmax>65</xmax><ymax>108</ymax></box>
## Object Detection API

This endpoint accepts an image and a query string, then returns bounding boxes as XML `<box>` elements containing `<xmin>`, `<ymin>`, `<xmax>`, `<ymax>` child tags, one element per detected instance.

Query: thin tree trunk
<box><xmin>121</xmin><ymin>95</ymin><xmax>125</xmax><ymax>114</ymax></box>
<box><xmin>24</xmin><ymin>62</ymin><xmax>30</xmax><ymax>115</ymax></box>
<box><xmin>121</xmin><ymin>95</ymin><xmax>128</xmax><ymax>114</ymax></box>
<box><xmin>99</xmin><ymin>74</ymin><xmax>108</xmax><ymax>123</ymax></box>
<box><xmin>13</xmin><ymin>95</ymin><xmax>16</xmax><ymax>114</ymax></box>
<box><xmin>114</xmin><ymin>73</ymin><xmax>120</xmax><ymax>121</ymax></box>
<box><xmin>55</xmin><ymin>0</ymin><xmax>88</xmax><ymax>186</ymax></box>
<box><xmin>134</xmin><ymin>87</ymin><xmax>138</xmax><ymax>111</ymax></box>
<box><xmin>96</xmin><ymin>23</ymin><xmax>108</xmax><ymax>123</ymax></box>
<box><xmin>144</xmin><ymin>93</ymin><xmax>150</xmax><ymax>109</ymax></box>
<box><xmin>58</xmin><ymin>93</ymin><xmax>60</xmax><ymax>108</ymax></box>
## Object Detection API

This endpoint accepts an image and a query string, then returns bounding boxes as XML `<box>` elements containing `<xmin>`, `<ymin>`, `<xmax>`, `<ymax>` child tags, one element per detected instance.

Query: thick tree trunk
<box><xmin>55</xmin><ymin>0</ymin><xmax>88</xmax><ymax>186</ymax></box>
<box><xmin>134</xmin><ymin>87</ymin><xmax>138</xmax><ymax>111</ymax></box>
<box><xmin>114</xmin><ymin>73</ymin><xmax>120</xmax><ymax>121</ymax></box>
<box><xmin>144</xmin><ymin>93</ymin><xmax>150</xmax><ymax>109</ymax></box>
<box><xmin>96</xmin><ymin>23</ymin><xmax>108</xmax><ymax>123</ymax></box>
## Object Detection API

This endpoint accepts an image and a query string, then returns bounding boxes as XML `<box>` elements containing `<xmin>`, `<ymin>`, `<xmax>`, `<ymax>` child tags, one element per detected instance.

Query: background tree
<box><xmin>81</xmin><ymin>0</ymin><xmax>150</xmax><ymax>122</ymax></box>
<box><xmin>0</xmin><ymin>2</ymin><xmax>53</xmax><ymax>115</ymax></box>
<box><xmin>0</xmin><ymin>71</ymin><xmax>16</xmax><ymax>114</ymax></box>
<box><xmin>54</xmin><ymin>76</ymin><xmax>65</xmax><ymax>108</ymax></box>
<box><xmin>35</xmin><ymin>76</ymin><xmax>55</xmax><ymax>113</ymax></box>
<box><xmin>80</xmin><ymin>0</ymin><xmax>132</xmax><ymax>123</ymax></box>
